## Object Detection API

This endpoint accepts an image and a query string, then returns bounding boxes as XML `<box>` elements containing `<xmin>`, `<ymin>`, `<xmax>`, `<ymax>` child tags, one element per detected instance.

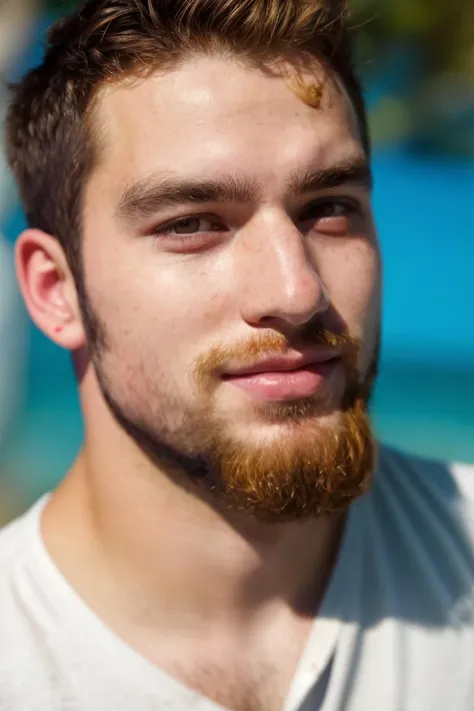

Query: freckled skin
<box><xmin>80</xmin><ymin>56</ymin><xmax>380</xmax><ymax>463</ymax></box>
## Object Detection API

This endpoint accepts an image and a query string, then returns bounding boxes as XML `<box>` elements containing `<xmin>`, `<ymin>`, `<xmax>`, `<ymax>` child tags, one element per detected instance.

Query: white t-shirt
<box><xmin>1</xmin><ymin>446</ymin><xmax>474</xmax><ymax>711</ymax></box>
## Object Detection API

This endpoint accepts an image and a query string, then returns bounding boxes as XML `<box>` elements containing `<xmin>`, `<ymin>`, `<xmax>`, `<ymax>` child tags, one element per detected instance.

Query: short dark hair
<box><xmin>6</xmin><ymin>0</ymin><xmax>369</xmax><ymax>282</ymax></box>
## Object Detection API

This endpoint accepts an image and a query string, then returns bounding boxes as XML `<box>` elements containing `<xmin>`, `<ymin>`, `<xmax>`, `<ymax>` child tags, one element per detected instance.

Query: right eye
<box><xmin>150</xmin><ymin>214</ymin><xmax>227</xmax><ymax>253</ymax></box>
<box><xmin>158</xmin><ymin>216</ymin><xmax>223</xmax><ymax>236</ymax></box>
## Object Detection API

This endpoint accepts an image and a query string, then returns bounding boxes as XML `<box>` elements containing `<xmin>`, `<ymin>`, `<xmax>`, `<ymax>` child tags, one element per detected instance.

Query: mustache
<box><xmin>194</xmin><ymin>327</ymin><xmax>360</xmax><ymax>381</ymax></box>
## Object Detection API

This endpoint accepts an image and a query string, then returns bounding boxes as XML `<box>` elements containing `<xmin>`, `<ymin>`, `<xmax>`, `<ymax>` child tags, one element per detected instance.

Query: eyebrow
<box><xmin>116</xmin><ymin>156</ymin><xmax>372</xmax><ymax>224</ymax></box>
<box><xmin>288</xmin><ymin>156</ymin><xmax>373</xmax><ymax>195</ymax></box>
<box><xmin>116</xmin><ymin>174</ymin><xmax>261</xmax><ymax>223</ymax></box>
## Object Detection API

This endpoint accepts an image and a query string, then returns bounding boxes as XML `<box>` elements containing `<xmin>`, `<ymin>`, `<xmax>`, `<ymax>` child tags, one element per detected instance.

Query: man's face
<box><xmin>80</xmin><ymin>55</ymin><xmax>381</xmax><ymax>520</ymax></box>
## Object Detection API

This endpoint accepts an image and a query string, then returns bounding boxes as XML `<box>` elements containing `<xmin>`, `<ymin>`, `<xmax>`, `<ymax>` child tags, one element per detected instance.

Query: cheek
<box><xmin>86</xmin><ymin>247</ymin><xmax>232</xmax><ymax>362</ymax></box>
<box><xmin>320</xmin><ymin>242</ymin><xmax>381</xmax><ymax>378</ymax></box>
<box><xmin>145</xmin><ymin>259</ymin><xmax>232</xmax><ymax>344</ymax></box>
<box><xmin>319</xmin><ymin>240</ymin><xmax>381</xmax><ymax>331</ymax></box>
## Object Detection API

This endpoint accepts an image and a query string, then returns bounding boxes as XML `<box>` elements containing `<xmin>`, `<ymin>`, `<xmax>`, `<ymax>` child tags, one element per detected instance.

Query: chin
<box><xmin>230</xmin><ymin>404</ymin><xmax>344</xmax><ymax>443</ymax></box>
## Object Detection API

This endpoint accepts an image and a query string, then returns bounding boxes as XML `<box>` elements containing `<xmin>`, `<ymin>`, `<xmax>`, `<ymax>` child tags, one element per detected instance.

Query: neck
<box><xmin>43</xmin><ymin>464</ymin><xmax>344</xmax><ymax>637</ymax></box>
<box><xmin>41</xmin><ymin>406</ymin><xmax>345</xmax><ymax>636</ymax></box>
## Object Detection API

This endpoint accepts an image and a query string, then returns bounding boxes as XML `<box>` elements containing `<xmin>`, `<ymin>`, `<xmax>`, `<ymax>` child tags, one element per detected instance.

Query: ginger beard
<box><xmin>81</xmin><ymin>289</ymin><xmax>377</xmax><ymax>522</ymax></box>
<box><xmin>189</xmin><ymin>329</ymin><xmax>377</xmax><ymax>520</ymax></box>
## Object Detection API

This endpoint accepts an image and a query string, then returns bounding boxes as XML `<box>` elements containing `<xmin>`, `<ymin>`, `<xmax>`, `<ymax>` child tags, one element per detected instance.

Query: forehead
<box><xmin>88</xmin><ymin>55</ymin><xmax>364</xmax><ymax>200</ymax></box>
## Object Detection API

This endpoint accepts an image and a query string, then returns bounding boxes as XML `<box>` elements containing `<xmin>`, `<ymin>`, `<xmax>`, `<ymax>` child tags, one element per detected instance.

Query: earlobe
<box><xmin>15</xmin><ymin>228</ymin><xmax>87</xmax><ymax>351</ymax></box>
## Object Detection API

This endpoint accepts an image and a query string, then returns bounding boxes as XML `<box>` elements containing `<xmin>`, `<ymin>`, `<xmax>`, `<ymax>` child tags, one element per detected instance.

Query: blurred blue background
<box><xmin>0</xmin><ymin>1</ymin><xmax>473</xmax><ymax>522</ymax></box>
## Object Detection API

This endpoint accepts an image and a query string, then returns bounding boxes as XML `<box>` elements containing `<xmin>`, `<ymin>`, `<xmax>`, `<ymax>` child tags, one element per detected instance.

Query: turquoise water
<box><xmin>1</xmin><ymin>150</ymin><xmax>473</xmax><ymax>509</ymax></box>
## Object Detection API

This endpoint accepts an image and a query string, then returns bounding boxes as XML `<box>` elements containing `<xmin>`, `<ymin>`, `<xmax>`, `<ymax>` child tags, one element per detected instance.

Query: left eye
<box><xmin>160</xmin><ymin>217</ymin><xmax>221</xmax><ymax>235</ymax></box>
<box><xmin>298</xmin><ymin>198</ymin><xmax>363</xmax><ymax>237</ymax></box>
<box><xmin>301</xmin><ymin>199</ymin><xmax>358</xmax><ymax>221</ymax></box>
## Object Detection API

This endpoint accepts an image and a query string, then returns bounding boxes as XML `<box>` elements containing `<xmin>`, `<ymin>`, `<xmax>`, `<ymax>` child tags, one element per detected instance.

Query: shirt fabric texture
<box><xmin>1</xmin><ymin>446</ymin><xmax>474</xmax><ymax>711</ymax></box>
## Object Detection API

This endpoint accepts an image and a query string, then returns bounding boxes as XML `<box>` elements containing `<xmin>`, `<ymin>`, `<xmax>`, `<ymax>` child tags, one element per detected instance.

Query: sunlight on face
<box><xmin>80</xmin><ymin>55</ymin><xmax>381</xmax><ymax>519</ymax></box>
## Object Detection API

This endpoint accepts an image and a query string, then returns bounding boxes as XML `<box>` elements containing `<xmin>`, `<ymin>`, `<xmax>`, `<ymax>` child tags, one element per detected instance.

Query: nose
<box><xmin>236</xmin><ymin>213</ymin><xmax>329</xmax><ymax>329</ymax></box>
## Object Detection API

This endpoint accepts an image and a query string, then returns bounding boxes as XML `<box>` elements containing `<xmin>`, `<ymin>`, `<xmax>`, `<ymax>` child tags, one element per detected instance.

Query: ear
<box><xmin>15</xmin><ymin>229</ymin><xmax>87</xmax><ymax>350</ymax></box>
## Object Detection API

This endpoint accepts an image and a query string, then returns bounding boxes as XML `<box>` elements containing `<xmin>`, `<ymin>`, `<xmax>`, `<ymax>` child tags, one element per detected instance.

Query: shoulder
<box><xmin>0</xmin><ymin>501</ymin><xmax>43</xmax><ymax>614</ymax></box>
<box><xmin>367</xmin><ymin>446</ymin><xmax>474</xmax><ymax>621</ymax></box>
<box><xmin>0</xmin><ymin>497</ymin><xmax>52</xmax><ymax>619</ymax></box>
<box><xmin>0</xmin><ymin>498</ymin><xmax>51</xmax><ymax>603</ymax></box>
<box><xmin>375</xmin><ymin>445</ymin><xmax>474</xmax><ymax>535</ymax></box>
<box><xmin>377</xmin><ymin>445</ymin><xmax>474</xmax><ymax>514</ymax></box>
<box><xmin>0</xmin><ymin>509</ymin><xmax>31</xmax><ymax>567</ymax></box>
<box><xmin>0</xmin><ymin>498</ymin><xmax>61</xmax><ymax>707</ymax></box>
<box><xmin>0</xmin><ymin>499</ymin><xmax>44</xmax><ymax>564</ymax></box>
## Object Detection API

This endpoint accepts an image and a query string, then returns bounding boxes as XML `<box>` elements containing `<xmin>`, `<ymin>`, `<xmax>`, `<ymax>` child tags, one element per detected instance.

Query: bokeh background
<box><xmin>0</xmin><ymin>0</ymin><xmax>473</xmax><ymax>524</ymax></box>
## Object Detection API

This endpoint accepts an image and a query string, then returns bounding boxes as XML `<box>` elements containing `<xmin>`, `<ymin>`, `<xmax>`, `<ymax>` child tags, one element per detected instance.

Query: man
<box><xmin>1</xmin><ymin>1</ymin><xmax>473</xmax><ymax>709</ymax></box>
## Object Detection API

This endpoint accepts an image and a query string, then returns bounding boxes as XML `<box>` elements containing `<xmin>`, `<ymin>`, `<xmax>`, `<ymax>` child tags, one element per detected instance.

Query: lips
<box><xmin>222</xmin><ymin>351</ymin><xmax>342</xmax><ymax>402</ymax></box>
<box><xmin>222</xmin><ymin>350</ymin><xmax>342</xmax><ymax>378</ymax></box>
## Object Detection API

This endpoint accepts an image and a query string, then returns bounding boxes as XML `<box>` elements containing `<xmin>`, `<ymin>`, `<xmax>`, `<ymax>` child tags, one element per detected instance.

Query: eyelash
<box><xmin>300</xmin><ymin>197</ymin><xmax>361</xmax><ymax>222</ymax></box>
<box><xmin>153</xmin><ymin>198</ymin><xmax>362</xmax><ymax>241</ymax></box>
<box><xmin>158</xmin><ymin>216</ymin><xmax>223</xmax><ymax>236</ymax></box>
